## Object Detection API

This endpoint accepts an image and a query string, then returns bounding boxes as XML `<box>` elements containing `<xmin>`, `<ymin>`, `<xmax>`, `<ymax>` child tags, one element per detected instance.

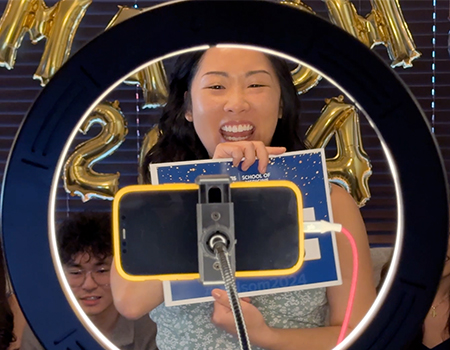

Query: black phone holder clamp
<box><xmin>196</xmin><ymin>175</ymin><xmax>252</xmax><ymax>350</ymax></box>
<box><xmin>196</xmin><ymin>175</ymin><xmax>236</xmax><ymax>285</ymax></box>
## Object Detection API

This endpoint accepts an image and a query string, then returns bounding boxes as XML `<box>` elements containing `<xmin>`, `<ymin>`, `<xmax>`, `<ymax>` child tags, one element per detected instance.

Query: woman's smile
<box><xmin>220</xmin><ymin>121</ymin><xmax>255</xmax><ymax>141</ymax></box>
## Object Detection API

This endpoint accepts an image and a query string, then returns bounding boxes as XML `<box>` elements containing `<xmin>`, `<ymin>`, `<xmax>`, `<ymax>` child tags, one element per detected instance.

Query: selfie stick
<box><xmin>196</xmin><ymin>175</ymin><xmax>251</xmax><ymax>350</ymax></box>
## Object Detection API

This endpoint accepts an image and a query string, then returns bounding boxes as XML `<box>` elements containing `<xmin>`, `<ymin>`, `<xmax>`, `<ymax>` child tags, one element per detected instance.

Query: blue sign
<box><xmin>150</xmin><ymin>149</ymin><xmax>341</xmax><ymax>306</ymax></box>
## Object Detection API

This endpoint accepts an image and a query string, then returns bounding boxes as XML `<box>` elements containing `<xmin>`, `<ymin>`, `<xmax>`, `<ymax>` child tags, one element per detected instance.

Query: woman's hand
<box><xmin>213</xmin><ymin>141</ymin><xmax>286</xmax><ymax>173</ymax></box>
<box><xmin>211</xmin><ymin>288</ymin><xmax>274</xmax><ymax>347</ymax></box>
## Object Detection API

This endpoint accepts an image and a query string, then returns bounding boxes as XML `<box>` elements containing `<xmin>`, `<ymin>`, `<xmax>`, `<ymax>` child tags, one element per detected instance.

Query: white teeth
<box><xmin>223</xmin><ymin>136</ymin><xmax>249</xmax><ymax>141</ymax></box>
<box><xmin>85</xmin><ymin>296</ymin><xmax>100</xmax><ymax>300</ymax></box>
<box><xmin>221</xmin><ymin>124</ymin><xmax>254</xmax><ymax>133</ymax></box>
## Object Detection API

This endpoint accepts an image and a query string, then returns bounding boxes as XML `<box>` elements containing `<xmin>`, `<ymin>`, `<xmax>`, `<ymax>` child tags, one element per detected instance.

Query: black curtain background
<box><xmin>0</xmin><ymin>0</ymin><xmax>449</xmax><ymax>246</ymax></box>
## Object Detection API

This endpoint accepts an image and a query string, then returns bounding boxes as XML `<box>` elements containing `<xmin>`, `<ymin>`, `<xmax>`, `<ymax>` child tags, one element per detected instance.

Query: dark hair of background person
<box><xmin>0</xmin><ymin>247</ymin><xmax>15</xmax><ymax>350</ymax></box>
<box><xmin>140</xmin><ymin>49</ymin><xmax>306</xmax><ymax>183</ymax></box>
<box><xmin>57</xmin><ymin>212</ymin><xmax>112</xmax><ymax>265</ymax></box>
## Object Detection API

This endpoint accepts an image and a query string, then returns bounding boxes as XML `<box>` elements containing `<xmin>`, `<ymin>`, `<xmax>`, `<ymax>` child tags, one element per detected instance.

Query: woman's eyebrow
<box><xmin>202</xmin><ymin>71</ymin><xmax>228</xmax><ymax>77</ymax></box>
<box><xmin>246</xmin><ymin>70</ymin><xmax>271</xmax><ymax>77</ymax></box>
<box><xmin>202</xmin><ymin>70</ymin><xmax>271</xmax><ymax>78</ymax></box>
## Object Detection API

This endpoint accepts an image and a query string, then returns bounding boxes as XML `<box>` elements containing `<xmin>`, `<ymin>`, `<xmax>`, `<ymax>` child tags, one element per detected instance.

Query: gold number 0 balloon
<box><xmin>280</xmin><ymin>0</ymin><xmax>322</xmax><ymax>94</ymax></box>
<box><xmin>63</xmin><ymin>101</ymin><xmax>128</xmax><ymax>202</ymax></box>
<box><xmin>305</xmin><ymin>96</ymin><xmax>372</xmax><ymax>207</ymax></box>
<box><xmin>106</xmin><ymin>6</ymin><xmax>169</xmax><ymax>109</ymax></box>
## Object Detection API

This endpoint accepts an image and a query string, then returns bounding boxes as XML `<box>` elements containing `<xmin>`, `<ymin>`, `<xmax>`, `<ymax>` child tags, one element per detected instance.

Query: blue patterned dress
<box><xmin>150</xmin><ymin>288</ymin><xmax>328</xmax><ymax>350</ymax></box>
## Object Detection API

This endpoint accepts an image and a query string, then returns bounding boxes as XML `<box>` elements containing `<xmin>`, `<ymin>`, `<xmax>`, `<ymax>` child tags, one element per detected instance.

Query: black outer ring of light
<box><xmin>1</xmin><ymin>1</ymin><xmax>448</xmax><ymax>349</ymax></box>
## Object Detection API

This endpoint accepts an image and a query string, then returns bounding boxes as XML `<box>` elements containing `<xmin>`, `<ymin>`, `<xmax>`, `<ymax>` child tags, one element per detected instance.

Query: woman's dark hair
<box><xmin>0</xmin><ymin>247</ymin><xmax>15</xmax><ymax>350</ymax></box>
<box><xmin>58</xmin><ymin>212</ymin><xmax>112</xmax><ymax>265</ymax></box>
<box><xmin>141</xmin><ymin>49</ymin><xmax>305</xmax><ymax>183</ymax></box>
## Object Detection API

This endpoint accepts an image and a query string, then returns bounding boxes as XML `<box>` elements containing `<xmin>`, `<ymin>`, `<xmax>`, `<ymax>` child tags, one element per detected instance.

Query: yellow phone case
<box><xmin>113</xmin><ymin>180</ymin><xmax>304</xmax><ymax>282</ymax></box>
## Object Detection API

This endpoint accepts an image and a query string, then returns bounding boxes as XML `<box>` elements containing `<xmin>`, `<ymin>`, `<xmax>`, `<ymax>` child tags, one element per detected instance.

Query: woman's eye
<box><xmin>208</xmin><ymin>85</ymin><xmax>224</xmax><ymax>90</ymax></box>
<box><xmin>97</xmin><ymin>268</ymin><xmax>110</xmax><ymax>274</ymax></box>
<box><xmin>69</xmin><ymin>270</ymin><xmax>82</xmax><ymax>275</ymax></box>
<box><xmin>248</xmin><ymin>84</ymin><xmax>265</xmax><ymax>88</ymax></box>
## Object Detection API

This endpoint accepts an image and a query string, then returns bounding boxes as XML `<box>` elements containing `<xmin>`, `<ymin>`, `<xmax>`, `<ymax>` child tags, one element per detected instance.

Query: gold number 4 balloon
<box><xmin>305</xmin><ymin>96</ymin><xmax>372</xmax><ymax>207</ymax></box>
<box><xmin>63</xmin><ymin>101</ymin><xmax>128</xmax><ymax>202</ymax></box>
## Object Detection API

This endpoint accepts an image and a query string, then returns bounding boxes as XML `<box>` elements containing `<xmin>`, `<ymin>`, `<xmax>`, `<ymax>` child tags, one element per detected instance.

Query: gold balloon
<box><xmin>106</xmin><ymin>6</ymin><xmax>169</xmax><ymax>108</ymax></box>
<box><xmin>324</xmin><ymin>0</ymin><xmax>421</xmax><ymax>68</ymax></box>
<box><xmin>0</xmin><ymin>0</ymin><xmax>92</xmax><ymax>85</ymax></box>
<box><xmin>64</xmin><ymin>101</ymin><xmax>128</xmax><ymax>202</ymax></box>
<box><xmin>280</xmin><ymin>0</ymin><xmax>322</xmax><ymax>94</ymax></box>
<box><xmin>305</xmin><ymin>96</ymin><xmax>372</xmax><ymax>207</ymax></box>
<box><xmin>138</xmin><ymin>126</ymin><xmax>160</xmax><ymax>184</ymax></box>
<box><xmin>125</xmin><ymin>62</ymin><xmax>169</xmax><ymax>109</ymax></box>
<box><xmin>290</xmin><ymin>62</ymin><xmax>323</xmax><ymax>95</ymax></box>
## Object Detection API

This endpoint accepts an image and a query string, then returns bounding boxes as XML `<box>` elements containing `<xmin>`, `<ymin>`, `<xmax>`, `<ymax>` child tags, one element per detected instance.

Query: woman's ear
<box><xmin>185</xmin><ymin>111</ymin><xmax>193</xmax><ymax>122</ymax></box>
<box><xmin>278</xmin><ymin>103</ymin><xmax>283</xmax><ymax>119</ymax></box>
<box><xmin>184</xmin><ymin>91</ymin><xmax>193</xmax><ymax>122</ymax></box>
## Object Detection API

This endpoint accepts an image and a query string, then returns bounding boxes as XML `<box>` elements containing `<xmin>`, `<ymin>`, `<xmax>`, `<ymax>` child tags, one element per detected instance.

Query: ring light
<box><xmin>1</xmin><ymin>1</ymin><xmax>448</xmax><ymax>349</ymax></box>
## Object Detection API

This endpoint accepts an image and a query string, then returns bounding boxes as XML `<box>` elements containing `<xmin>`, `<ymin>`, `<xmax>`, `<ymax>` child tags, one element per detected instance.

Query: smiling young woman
<box><xmin>111</xmin><ymin>47</ymin><xmax>377</xmax><ymax>350</ymax></box>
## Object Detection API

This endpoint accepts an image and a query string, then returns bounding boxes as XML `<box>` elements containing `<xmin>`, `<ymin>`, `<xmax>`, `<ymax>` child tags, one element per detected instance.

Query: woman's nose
<box><xmin>223</xmin><ymin>87</ymin><xmax>249</xmax><ymax>113</ymax></box>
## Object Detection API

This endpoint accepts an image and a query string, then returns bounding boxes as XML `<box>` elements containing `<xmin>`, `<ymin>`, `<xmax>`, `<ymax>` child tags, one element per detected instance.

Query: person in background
<box><xmin>21</xmin><ymin>212</ymin><xmax>158</xmax><ymax>350</ymax></box>
<box><xmin>6</xmin><ymin>292</ymin><xmax>25</xmax><ymax>350</ymax></box>
<box><xmin>420</xmin><ymin>240</ymin><xmax>450</xmax><ymax>350</ymax></box>
<box><xmin>0</xmin><ymin>245</ymin><xmax>15</xmax><ymax>350</ymax></box>
<box><xmin>378</xmin><ymin>239</ymin><xmax>450</xmax><ymax>350</ymax></box>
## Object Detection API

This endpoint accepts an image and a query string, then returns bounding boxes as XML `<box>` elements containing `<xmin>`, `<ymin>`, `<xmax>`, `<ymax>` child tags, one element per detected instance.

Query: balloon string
<box><xmin>135</xmin><ymin>85</ymin><xmax>141</xmax><ymax>168</ymax></box>
<box><xmin>65</xmin><ymin>192</ymin><xmax>70</xmax><ymax>217</ymax></box>
<box><xmin>431</xmin><ymin>0</ymin><xmax>437</xmax><ymax>133</ymax></box>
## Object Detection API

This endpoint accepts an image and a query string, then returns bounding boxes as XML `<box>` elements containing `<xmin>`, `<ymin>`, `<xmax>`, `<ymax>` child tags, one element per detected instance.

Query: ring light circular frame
<box><xmin>1</xmin><ymin>1</ymin><xmax>448</xmax><ymax>349</ymax></box>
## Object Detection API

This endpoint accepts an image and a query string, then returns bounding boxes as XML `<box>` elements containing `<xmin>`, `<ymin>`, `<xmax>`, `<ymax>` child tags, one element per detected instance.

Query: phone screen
<box><xmin>117</xmin><ymin>186</ymin><xmax>301</xmax><ymax>277</ymax></box>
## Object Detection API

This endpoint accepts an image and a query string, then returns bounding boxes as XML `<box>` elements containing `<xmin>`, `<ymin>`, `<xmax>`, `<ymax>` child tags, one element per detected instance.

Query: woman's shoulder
<box><xmin>328</xmin><ymin>183</ymin><xmax>367</xmax><ymax>238</ymax></box>
<box><xmin>330</xmin><ymin>183</ymin><xmax>354</xmax><ymax>200</ymax></box>
<box><xmin>329</xmin><ymin>183</ymin><xmax>360</xmax><ymax>212</ymax></box>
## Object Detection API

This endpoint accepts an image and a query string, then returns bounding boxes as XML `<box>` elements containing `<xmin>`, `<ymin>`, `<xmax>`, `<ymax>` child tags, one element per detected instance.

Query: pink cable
<box><xmin>336</xmin><ymin>226</ymin><xmax>359</xmax><ymax>345</ymax></box>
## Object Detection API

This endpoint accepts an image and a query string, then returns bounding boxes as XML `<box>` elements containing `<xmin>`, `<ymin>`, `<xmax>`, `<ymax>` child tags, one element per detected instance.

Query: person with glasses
<box><xmin>21</xmin><ymin>212</ymin><xmax>158</xmax><ymax>350</ymax></box>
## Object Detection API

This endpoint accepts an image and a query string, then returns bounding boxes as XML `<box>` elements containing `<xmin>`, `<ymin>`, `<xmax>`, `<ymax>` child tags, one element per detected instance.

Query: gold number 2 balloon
<box><xmin>305</xmin><ymin>96</ymin><xmax>372</xmax><ymax>207</ymax></box>
<box><xmin>63</xmin><ymin>101</ymin><xmax>128</xmax><ymax>202</ymax></box>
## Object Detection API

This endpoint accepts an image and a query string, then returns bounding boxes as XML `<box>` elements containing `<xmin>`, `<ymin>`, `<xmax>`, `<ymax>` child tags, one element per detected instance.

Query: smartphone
<box><xmin>113</xmin><ymin>181</ymin><xmax>304</xmax><ymax>281</ymax></box>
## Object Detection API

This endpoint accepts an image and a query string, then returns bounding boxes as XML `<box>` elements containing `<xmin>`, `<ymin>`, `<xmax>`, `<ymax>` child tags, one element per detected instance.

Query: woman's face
<box><xmin>185</xmin><ymin>48</ymin><xmax>282</xmax><ymax>157</ymax></box>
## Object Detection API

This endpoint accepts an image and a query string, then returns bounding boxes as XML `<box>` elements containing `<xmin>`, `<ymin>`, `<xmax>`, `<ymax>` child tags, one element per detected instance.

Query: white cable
<box><xmin>303</xmin><ymin>220</ymin><xmax>342</xmax><ymax>233</ymax></box>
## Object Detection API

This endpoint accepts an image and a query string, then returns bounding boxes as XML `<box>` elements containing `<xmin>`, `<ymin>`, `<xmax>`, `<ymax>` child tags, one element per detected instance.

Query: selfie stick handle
<box><xmin>212</xmin><ymin>235</ymin><xmax>252</xmax><ymax>350</ymax></box>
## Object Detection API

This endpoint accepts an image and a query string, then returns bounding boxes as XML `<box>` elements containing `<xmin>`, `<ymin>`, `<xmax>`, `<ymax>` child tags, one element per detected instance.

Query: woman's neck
<box><xmin>435</xmin><ymin>274</ymin><xmax>450</xmax><ymax>302</ymax></box>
